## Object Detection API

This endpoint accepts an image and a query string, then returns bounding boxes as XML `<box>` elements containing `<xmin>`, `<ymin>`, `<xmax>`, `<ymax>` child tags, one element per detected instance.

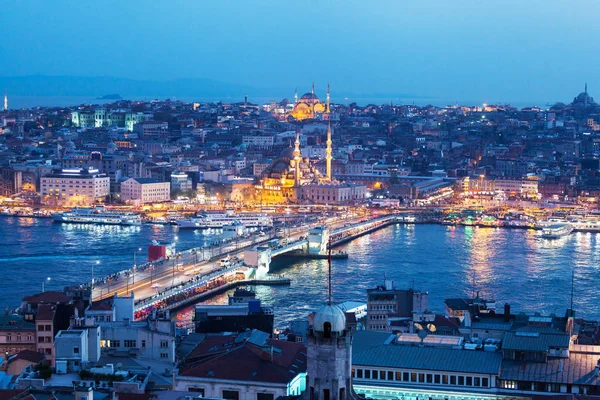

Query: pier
<box><xmin>89</xmin><ymin>213</ymin><xmax>402</xmax><ymax>320</ymax></box>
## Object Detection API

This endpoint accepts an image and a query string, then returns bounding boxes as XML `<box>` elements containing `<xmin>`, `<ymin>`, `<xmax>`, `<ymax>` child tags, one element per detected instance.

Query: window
<box><xmin>222</xmin><ymin>390</ymin><xmax>239</xmax><ymax>400</ymax></box>
<box><xmin>442</xmin><ymin>375</ymin><xmax>448</xmax><ymax>384</ymax></box>
<box><xmin>112</xmin><ymin>340</ymin><xmax>121</xmax><ymax>348</ymax></box>
<box><xmin>257</xmin><ymin>394</ymin><xmax>274</xmax><ymax>400</ymax></box>
<box><xmin>160</xmin><ymin>340</ymin><xmax>169</xmax><ymax>348</ymax></box>
<box><xmin>45</xmin><ymin>325</ymin><xmax>51</xmax><ymax>331</ymax></box>
<box><xmin>403</xmin><ymin>372</ymin><xmax>409</xmax><ymax>381</ymax></box>
<box><xmin>387</xmin><ymin>371</ymin><xmax>393</xmax><ymax>380</ymax></box>
<box><xmin>141</xmin><ymin>340</ymin><xmax>146</xmax><ymax>348</ymax></box>
<box><xmin>474</xmin><ymin>377</ymin><xmax>481</xmax><ymax>386</ymax></box>
<box><xmin>357</xmin><ymin>369</ymin><xmax>363</xmax><ymax>379</ymax></box>
<box><xmin>411</xmin><ymin>373</ymin><xmax>417</xmax><ymax>382</ymax></box>
<box><xmin>482</xmin><ymin>377</ymin><xmax>489</xmax><ymax>387</ymax></box>
<box><xmin>450</xmin><ymin>376</ymin><xmax>456</xmax><ymax>385</ymax></box>
<box><xmin>73</xmin><ymin>347</ymin><xmax>79</xmax><ymax>354</ymax></box>
<box><xmin>466</xmin><ymin>377</ymin><xmax>473</xmax><ymax>386</ymax></box>
<box><xmin>458</xmin><ymin>376</ymin><xmax>465</xmax><ymax>386</ymax></box>
<box><xmin>427</xmin><ymin>374</ymin><xmax>433</xmax><ymax>383</ymax></box>
<box><xmin>364</xmin><ymin>370</ymin><xmax>371</xmax><ymax>379</ymax></box>
<box><xmin>434</xmin><ymin>374</ymin><xmax>441</xmax><ymax>384</ymax></box>
<box><xmin>124</xmin><ymin>340</ymin><xmax>136</xmax><ymax>348</ymax></box>
<box><xmin>44</xmin><ymin>348</ymin><xmax>52</xmax><ymax>355</ymax></box>
<box><xmin>395</xmin><ymin>371</ymin><xmax>402</xmax><ymax>381</ymax></box>
<box><xmin>160</xmin><ymin>353</ymin><xmax>169</xmax><ymax>359</ymax></box>
<box><xmin>38</xmin><ymin>337</ymin><xmax>45</xmax><ymax>343</ymax></box>
<box><xmin>38</xmin><ymin>325</ymin><xmax>45</xmax><ymax>331</ymax></box>
<box><xmin>418</xmin><ymin>373</ymin><xmax>425</xmax><ymax>383</ymax></box>
<box><xmin>372</xmin><ymin>370</ymin><xmax>378</xmax><ymax>380</ymax></box>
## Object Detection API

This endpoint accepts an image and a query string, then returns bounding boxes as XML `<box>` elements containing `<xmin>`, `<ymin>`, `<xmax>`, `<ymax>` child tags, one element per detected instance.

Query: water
<box><xmin>175</xmin><ymin>224</ymin><xmax>599</xmax><ymax>327</ymax></box>
<box><xmin>0</xmin><ymin>216</ymin><xmax>213</xmax><ymax>307</ymax></box>
<box><xmin>1</xmin><ymin>218</ymin><xmax>597</xmax><ymax>325</ymax></box>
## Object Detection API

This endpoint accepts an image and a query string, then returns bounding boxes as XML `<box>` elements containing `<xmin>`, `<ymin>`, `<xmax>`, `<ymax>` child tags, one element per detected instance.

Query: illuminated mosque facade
<box><xmin>258</xmin><ymin>122</ymin><xmax>366</xmax><ymax>204</ymax></box>
<box><xmin>288</xmin><ymin>83</ymin><xmax>331</xmax><ymax>121</ymax></box>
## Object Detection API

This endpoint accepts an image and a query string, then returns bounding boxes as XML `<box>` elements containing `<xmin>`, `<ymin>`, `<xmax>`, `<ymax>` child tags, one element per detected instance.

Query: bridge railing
<box><xmin>134</xmin><ymin>262</ymin><xmax>244</xmax><ymax>311</ymax></box>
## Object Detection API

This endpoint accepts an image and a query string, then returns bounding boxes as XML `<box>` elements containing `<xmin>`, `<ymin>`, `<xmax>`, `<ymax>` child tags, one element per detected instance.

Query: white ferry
<box><xmin>53</xmin><ymin>207</ymin><xmax>142</xmax><ymax>226</ymax></box>
<box><xmin>176</xmin><ymin>211</ymin><xmax>273</xmax><ymax>229</ymax></box>
<box><xmin>541</xmin><ymin>223</ymin><xmax>573</xmax><ymax>239</ymax></box>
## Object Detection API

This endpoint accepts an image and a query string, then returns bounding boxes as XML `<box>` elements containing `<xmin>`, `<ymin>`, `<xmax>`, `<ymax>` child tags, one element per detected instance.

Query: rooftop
<box><xmin>0</xmin><ymin>314</ymin><xmax>35</xmax><ymax>331</ymax></box>
<box><xmin>353</xmin><ymin>344</ymin><xmax>503</xmax><ymax>375</ymax></box>
<box><xmin>22</xmin><ymin>291</ymin><xmax>71</xmax><ymax>305</ymax></box>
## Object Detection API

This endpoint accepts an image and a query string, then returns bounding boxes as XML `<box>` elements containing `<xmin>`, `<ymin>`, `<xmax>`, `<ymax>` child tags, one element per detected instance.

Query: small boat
<box><xmin>541</xmin><ymin>223</ymin><xmax>573</xmax><ymax>239</ymax></box>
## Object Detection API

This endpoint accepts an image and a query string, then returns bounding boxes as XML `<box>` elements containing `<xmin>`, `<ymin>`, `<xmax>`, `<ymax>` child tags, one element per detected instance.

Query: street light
<box><xmin>42</xmin><ymin>277</ymin><xmax>51</xmax><ymax>293</ymax></box>
<box><xmin>132</xmin><ymin>247</ymin><xmax>142</xmax><ymax>288</ymax></box>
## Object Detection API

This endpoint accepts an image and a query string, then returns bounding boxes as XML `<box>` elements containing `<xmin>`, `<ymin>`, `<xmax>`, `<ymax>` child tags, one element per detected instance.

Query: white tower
<box><xmin>3</xmin><ymin>93</ymin><xmax>7</xmax><ymax>111</ymax></box>
<box><xmin>305</xmin><ymin>246</ymin><xmax>355</xmax><ymax>400</ymax></box>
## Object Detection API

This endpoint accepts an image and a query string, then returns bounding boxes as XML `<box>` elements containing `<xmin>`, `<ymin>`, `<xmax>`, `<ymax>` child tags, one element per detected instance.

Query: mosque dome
<box><xmin>279</xmin><ymin>146</ymin><xmax>295</xmax><ymax>161</ymax></box>
<box><xmin>107</xmin><ymin>142</ymin><xmax>118</xmax><ymax>150</ymax></box>
<box><xmin>313</xmin><ymin>304</ymin><xmax>346</xmax><ymax>334</ymax></box>
<box><xmin>300</xmin><ymin>92</ymin><xmax>319</xmax><ymax>101</ymax></box>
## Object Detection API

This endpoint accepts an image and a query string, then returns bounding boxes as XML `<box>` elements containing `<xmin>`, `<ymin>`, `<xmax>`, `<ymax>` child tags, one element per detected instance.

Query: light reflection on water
<box><xmin>176</xmin><ymin>224</ymin><xmax>600</xmax><ymax>328</ymax></box>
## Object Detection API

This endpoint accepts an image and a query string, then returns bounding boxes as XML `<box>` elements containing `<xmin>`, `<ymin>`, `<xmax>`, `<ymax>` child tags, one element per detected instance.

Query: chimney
<box><xmin>504</xmin><ymin>303</ymin><xmax>511</xmax><ymax>322</ymax></box>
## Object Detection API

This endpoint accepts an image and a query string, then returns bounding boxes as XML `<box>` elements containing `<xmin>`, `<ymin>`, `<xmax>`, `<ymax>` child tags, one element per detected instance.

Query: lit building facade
<box><xmin>40</xmin><ymin>169</ymin><xmax>110</xmax><ymax>206</ymax></box>
<box><xmin>120</xmin><ymin>177</ymin><xmax>170</xmax><ymax>204</ymax></box>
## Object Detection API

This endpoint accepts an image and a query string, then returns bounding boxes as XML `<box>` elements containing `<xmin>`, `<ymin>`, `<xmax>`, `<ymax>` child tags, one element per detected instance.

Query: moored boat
<box><xmin>52</xmin><ymin>206</ymin><xmax>142</xmax><ymax>226</ymax></box>
<box><xmin>541</xmin><ymin>223</ymin><xmax>573</xmax><ymax>239</ymax></box>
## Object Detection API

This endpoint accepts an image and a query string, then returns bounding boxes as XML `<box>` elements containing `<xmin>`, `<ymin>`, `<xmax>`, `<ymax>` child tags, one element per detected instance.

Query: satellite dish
<box><xmin>414</xmin><ymin>323</ymin><xmax>424</xmax><ymax>331</ymax></box>
<box><xmin>427</xmin><ymin>323</ymin><xmax>437</xmax><ymax>333</ymax></box>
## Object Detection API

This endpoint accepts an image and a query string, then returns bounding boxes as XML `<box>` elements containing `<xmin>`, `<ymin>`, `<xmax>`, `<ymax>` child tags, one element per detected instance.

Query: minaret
<box><xmin>3</xmin><ymin>93</ymin><xmax>7</xmax><ymax>111</ymax></box>
<box><xmin>294</xmin><ymin>88</ymin><xmax>298</xmax><ymax>104</ymax></box>
<box><xmin>326</xmin><ymin>83</ymin><xmax>331</xmax><ymax>114</ymax></box>
<box><xmin>585</xmin><ymin>83</ymin><xmax>588</xmax><ymax>107</ymax></box>
<box><xmin>326</xmin><ymin>121</ymin><xmax>333</xmax><ymax>181</ymax></box>
<box><xmin>293</xmin><ymin>129</ymin><xmax>302</xmax><ymax>186</ymax></box>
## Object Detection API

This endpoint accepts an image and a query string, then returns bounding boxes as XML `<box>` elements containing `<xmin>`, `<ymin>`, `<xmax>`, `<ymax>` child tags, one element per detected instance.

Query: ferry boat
<box><xmin>478</xmin><ymin>215</ymin><xmax>499</xmax><ymax>227</ymax></box>
<box><xmin>176</xmin><ymin>211</ymin><xmax>273</xmax><ymax>229</ymax></box>
<box><xmin>541</xmin><ymin>223</ymin><xmax>573</xmax><ymax>239</ymax></box>
<box><xmin>52</xmin><ymin>207</ymin><xmax>142</xmax><ymax>226</ymax></box>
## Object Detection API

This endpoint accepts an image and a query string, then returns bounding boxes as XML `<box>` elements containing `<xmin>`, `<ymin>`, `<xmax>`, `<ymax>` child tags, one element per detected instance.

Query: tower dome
<box><xmin>313</xmin><ymin>304</ymin><xmax>346</xmax><ymax>335</ymax></box>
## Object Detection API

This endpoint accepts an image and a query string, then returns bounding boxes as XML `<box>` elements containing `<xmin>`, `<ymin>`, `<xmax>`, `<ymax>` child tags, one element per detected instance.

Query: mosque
<box><xmin>258</xmin><ymin>122</ymin><xmax>366</xmax><ymax>204</ymax></box>
<box><xmin>571</xmin><ymin>83</ymin><xmax>596</xmax><ymax>108</ymax></box>
<box><xmin>288</xmin><ymin>83</ymin><xmax>331</xmax><ymax>121</ymax></box>
<box><xmin>259</xmin><ymin>123</ymin><xmax>333</xmax><ymax>203</ymax></box>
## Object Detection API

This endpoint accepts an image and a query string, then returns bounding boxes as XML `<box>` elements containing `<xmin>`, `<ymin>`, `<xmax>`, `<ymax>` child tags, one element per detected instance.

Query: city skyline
<box><xmin>3</xmin><ymin>1</ymin><xmax>600</xmax><ymax>103</ymax></box>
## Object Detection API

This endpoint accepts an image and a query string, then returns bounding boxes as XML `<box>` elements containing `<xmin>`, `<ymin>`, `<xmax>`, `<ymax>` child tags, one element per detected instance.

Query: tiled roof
<box><xmin>87</xmin><ymin>301</ymin><xmax>113</xmax><ymax>311</ymax></box>
<box><xmin>22</xmin><ymin>291</ymin><xmax>70</xmax><ymax>305</ymax></box>
<box><xmin>502</xmin><ymin>331</ymin><xmax>571</xmax><ymax>352</ymax></box>
<box><xmin>179</xmin><ymin>335</ymin><xmax>306</xmax><ymax>384</ymax></box>
<box><xmin>500</xmin><ymin>348</ymin><xmax>600</xmax><ymax>385</ymax></box>
<box><xmin>9</xmin><ymin>350</ymin><xmax>44</xmax><ymax>364</ymax></box>
<box><xmin>353</xmin><ymin>345</ymin><xmax>503</xmax><ymax>375</ymax></box>
<box><xmin>36</xmin><ymin>304</ymin><xmax>55</xmax><ymax>321</ymax></box>
<box><xmin>0</xmin><ymin>314</ymin><xmax>35</xmax><ymax>331</ymax></box>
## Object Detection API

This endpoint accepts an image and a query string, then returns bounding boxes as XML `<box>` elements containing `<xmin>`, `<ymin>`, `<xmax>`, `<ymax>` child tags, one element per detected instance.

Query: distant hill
<box><xmin>0</xmin><ymin>75</ymin><xmax>260</xmax><ymax>98</ymax></box>
<box><xmin>0</xmin><ymin>75</ymin><xmax>424</xmax><ymax>103</ymax></box>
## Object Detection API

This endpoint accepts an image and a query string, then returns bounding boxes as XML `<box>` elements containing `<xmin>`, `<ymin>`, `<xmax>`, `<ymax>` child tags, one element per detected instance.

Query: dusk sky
<box><xmin>3</xmin><ymin>0</ymin><xmax>600</xmax><ymax>103</ymax></box>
